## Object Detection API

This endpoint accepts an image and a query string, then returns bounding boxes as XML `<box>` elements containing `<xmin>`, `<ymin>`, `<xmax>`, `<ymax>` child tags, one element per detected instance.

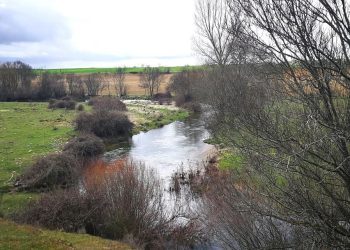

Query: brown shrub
<box><xmin>88</xmin><ymin>96</ymin><xmax>127</xmax><ymax>112</ymax></box>
<box><xmin>152</xmin><ymin>92</ymin><xmax>172</xmax><ymax>105</ymax></box>
<box><xmin>76</xmin><ymin>104</ymin><xmax>84</xmax><ymax>111</ymax></box>
<box><xmin>75</xmin><ymin>111</ymin><xmax>133</xmax><ymax>138</ymax></box>
<box><xmin>16</xmin><ymin>188</ymin><xmax>91</xmax><ymax>232</ymax></box>
<box><xmin>63</xmin><ymin>134</ymin><xmax>105</xmax><ymax>158</ymax></box>
<box><xmin>48</xmin><ymin>99</ymin><xmax>77</xmax><ymax>110</ymax></box>
<box><xmin>181</xmin><ymin>102</ymin><xmax>202</xmax><ymax>113</ymax></box>
<box><xmin>17</xmin><ymin>153</ymin><xmax>79</xmax><ymax>191</ymax></box>
<box><xmin>18</xmin><ymin>161</ymin><xmax>204</xmax><ymax>248</ymax></box>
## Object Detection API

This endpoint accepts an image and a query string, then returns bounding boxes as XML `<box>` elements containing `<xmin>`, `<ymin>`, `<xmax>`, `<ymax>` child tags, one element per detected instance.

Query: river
<box><xmin>104</xmin><ymin>113</ymin><xmax>215</xmax><ymax>189</ymax></box>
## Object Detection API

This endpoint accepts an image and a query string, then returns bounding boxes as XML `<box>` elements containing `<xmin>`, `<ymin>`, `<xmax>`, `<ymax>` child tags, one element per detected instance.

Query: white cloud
<box><xmin>0</xmin><ymin>0</ymin><xmax>199</xmax><ymax>68</ymax></box>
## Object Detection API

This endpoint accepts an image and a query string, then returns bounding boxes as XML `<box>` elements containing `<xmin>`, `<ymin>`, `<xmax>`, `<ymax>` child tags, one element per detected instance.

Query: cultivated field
<box><xmin>100</xmin><ymin>73</ymin><xmax>172</xmax><ymax>96</ymax></box>
<box><xmin>32</xmin><ymin>73</ymin><xmax>173</xmax><ymax>96</ymax></box>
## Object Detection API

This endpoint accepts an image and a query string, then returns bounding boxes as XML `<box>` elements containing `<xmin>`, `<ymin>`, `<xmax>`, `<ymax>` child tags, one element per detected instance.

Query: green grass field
<box><xmin>0</xmin><ymin>219</ymin><xmax>132</xmax><ymax>250</ymax></box>
<box><xmin>34</xmin><ymin>65</ymin><xmax>203</xmax><ymax>75</ymax></box>
<box><xmin>0</xmin><ymin>102</ymin><xmax>77</xmax><ymax>190</ymax></box>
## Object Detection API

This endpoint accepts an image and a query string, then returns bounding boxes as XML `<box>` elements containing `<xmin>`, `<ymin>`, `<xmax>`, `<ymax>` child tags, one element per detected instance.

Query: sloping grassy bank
<box><xmin>0</xmin><ymin>219</ymin><xmax>132</xmax><ymax>250</ymax></box>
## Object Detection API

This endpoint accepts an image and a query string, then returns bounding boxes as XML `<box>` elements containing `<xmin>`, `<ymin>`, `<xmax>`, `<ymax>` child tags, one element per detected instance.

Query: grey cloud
<box><xmin>0</xmin><ymin>1</ymin><xmax>69</xmax><ymax>44</ymax></box>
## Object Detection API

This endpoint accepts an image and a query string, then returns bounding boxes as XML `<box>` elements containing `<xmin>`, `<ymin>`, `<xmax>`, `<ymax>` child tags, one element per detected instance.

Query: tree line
<box><xmin>0</xmin><ymin>63</ymin><xmax>168</xmax><ymax>101</ymax></box>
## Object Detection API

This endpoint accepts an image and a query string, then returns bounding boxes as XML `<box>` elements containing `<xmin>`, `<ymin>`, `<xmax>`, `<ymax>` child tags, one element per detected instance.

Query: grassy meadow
<box><xmin>0</xmin><ymin>102</ymin><xmax>77</xmax><ymax>190</ymax></box>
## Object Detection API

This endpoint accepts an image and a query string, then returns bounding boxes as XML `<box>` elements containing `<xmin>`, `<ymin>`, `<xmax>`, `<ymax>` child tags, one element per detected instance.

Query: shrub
<box><xmin>63</xmin><ymin>134</ymin><xmax>105</xmax><ymax>158</ymax></box>
<box><xmin>48</xmin><ymin>99</ymin><xmax>77</xmax><ymax>110</ymax></box>
<box><xmin>16</xmin><ymin>188</ymin><xmax>91</xmax><ymax>232</ymax></box>
<box><xmin>88</xmin><ymin>96</ymin><xmax>127</xmax><ymax>112</ymax></box>
<box><xmin>152</xmin><ymin>92</ymin><xmax>172</xmax><ymax>100</ymax></box>
<box><xmin>152</xmin><ymin>92</ymin><xmax>172</xmax><ymax>105</ymax></box>
<box><xmin>18</xmin><ymin>161</ymin><xmax>203</xmax><ymax>248</ymax></box>
<box><xmin>17</xmin><ymin>153</ymin><xmax>79</xmax><ymax>191</ymax></box>
<box><xmin>76</xmin><ymin>104</ymin><xmax>84</xmax><ymax>111</ymax></box>
<box><xmin>75</xmin><ymin>111</ymin><xmax>133</xmax><ymax>138</ymax></box>
<box><xmin>181</xmin><ymin>102</ymin><xmax>202</xmax><ymax>113</ymax></box>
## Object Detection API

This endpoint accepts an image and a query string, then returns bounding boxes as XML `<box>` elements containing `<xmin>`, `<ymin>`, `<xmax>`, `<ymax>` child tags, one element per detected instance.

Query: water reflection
<box><xmin>105</xmin><ymin>115</ymin><xmax>214</xmax><ymax>185</ymax></box>
<box><xmin>129</xmin><ymin>117</ymin><xmax>213</xmax><ymax>182</ymax></box>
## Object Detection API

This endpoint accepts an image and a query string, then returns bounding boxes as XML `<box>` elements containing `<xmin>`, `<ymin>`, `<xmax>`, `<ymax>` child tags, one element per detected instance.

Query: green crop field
<box><xmin>34</xmin><ymin>65</ymin><xmax>203</xmax><ymax>75</ymax></box>
<box><xmin>0</xmin><ymin>219</ymin><xmax>132</xmax><ymax>250</ymax></box>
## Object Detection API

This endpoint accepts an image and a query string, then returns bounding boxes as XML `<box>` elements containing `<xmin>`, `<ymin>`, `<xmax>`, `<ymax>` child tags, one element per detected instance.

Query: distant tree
<box><xmin>0</xmin><ymin>61</ymin><xmax>34</xmax><ymax>101</ymax></box>
<box><xmin>113</xmin><ymin>67</ymin><xmax>127</xmax><ymax>97</ymax></box>
<box><xmin>66</xmin><ymin>74</ymin><xmax>85</xmax><ymax>99</ymax></box>
<box><xmin>139</xmin><ymin>66</ymin><xmax>164</xmax><ymax>97</ymax></box>
<box><xmin>168</xmin><ymin>68</ymin><xmax>201</xmax><ymax>105</ymax></box>
<box><xmin>38</xmin><ymin>73</ymin><xmax>66</xmax><ymax>100</ymax></box>
<box><xmin>84</xmin><ymin>73</ymin><xmax>105</xmax><ymax>96</ymax></box>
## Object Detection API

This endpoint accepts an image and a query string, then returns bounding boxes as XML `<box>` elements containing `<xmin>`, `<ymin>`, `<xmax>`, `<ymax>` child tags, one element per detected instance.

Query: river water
<box><xmin>104</xmin><ymin>114</ymin><xmax>215</xmax><ymax>188</ymax></box>
<box><xmin>103</xmin><ymin>113</ymin><xmax>222</xmax><ymax>249</ymax></box>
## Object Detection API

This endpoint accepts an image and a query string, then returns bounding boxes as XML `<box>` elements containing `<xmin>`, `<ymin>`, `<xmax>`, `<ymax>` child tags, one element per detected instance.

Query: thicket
<box><xmin>17</xmin><ymin>134</ymin><xmax>105</xmax><ymax>191</ymax></box>
<box><xmin>0</xmin><ymin>61</ymin><xmax>34</xmax><ymax>101</ymax></box>
<box><xmin>194</xmin><ymin>0</ymin><xmax>350</xmax><ymax>248</ymax></box>
<box><xmin>88</xmin><ymin>96</ymin><xmax>127</xmax><ymax>111</ymax></box>
<box><xmin>63</xmin><ymin>133</ymin><xmax>105</xmax><ymax>158</ymax></box>
<box><xmin>168</xmin><ymin>69</ymin><xmax>202</xmax><ymax>112</ymax></box>
<box><xmin>17</xmin><ymin>153</ymin><xmax>79</xmax><ymax>191</ymax></box>
<box><xmin>48</xmin><ymin>98</ymin><xmax>77</xmax><ymax>110</ymax></box>
<box><xmin>17</xmin><ymin>162</ymin><xmax>203</xmax><ymax>248</ymax></box>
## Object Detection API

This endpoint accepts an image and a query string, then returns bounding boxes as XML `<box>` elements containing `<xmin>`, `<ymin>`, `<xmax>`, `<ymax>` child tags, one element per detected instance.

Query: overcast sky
<box><xmin>0</xmin><ymin>0</ymin><xmax>199</xmax><ymax>68</ymax></box>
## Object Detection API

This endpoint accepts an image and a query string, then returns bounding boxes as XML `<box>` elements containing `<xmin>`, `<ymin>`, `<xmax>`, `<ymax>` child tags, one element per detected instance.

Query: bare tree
<box><xmin>168</xmin><ymin>67</ymin><xmax>203</xmax><ymax>106</ymax></box>
<box><xmin>195</xmin><ymin>0</ymin><xmax>237</xmax><ymax>66</ymax></box>
<box><xmin>38</xmin><ymin>73</ymin><xmax>66</xmax><ymax>100</ymax></box>
<box><xmin>0</xmin><ymin>61</ymin><xmax>34</xmax><ymax>100</ymax></box>
<box><xmin>84</xmin><ymin>73</ymin><xmax>105</xmax><ymax>97</ymax></box>
<box><xmin>113</xmin><ymin>67</ymin><xmax>127</xmax><ymax>97</ymax></box>
<box><xmin>66</xmin><ymin>74</ymin><xmax>85</xmax><ymax>99</ymax></box>
<box><xmin>195</xmin><ymin>0</ymin><xmax>350</xmax><ymax>247</ymax></box>
<box><xmin>139</xmin><ymin>66</ymin><xmax>164</xmax><ymax>97</ymax></box>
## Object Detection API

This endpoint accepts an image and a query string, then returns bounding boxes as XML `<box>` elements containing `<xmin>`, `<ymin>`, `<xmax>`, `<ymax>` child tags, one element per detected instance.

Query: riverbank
<box><xmin>0</xmin><ymin>100</ymin><xmax>190</xmax><ymax>250</ymax></box>
<box><xmin>0</xmin><ymin>101</ymin><xmax>189</xmax><ymax>215</ymax></box>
